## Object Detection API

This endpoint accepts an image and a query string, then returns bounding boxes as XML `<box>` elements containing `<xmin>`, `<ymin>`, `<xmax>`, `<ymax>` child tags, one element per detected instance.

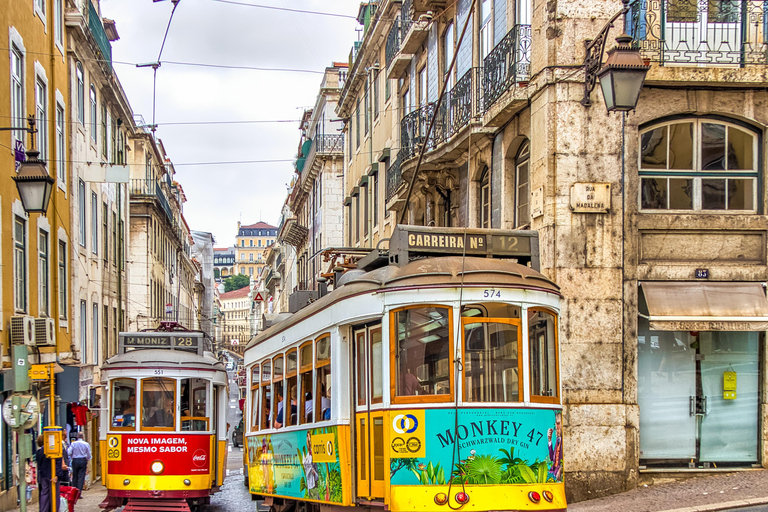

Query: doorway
<box><xmin>638</xmin><ymin>325</ymin><xmax>760</xmax><ymax>464</ymax></box>
<box><xmin>354</xmin><ymin>324</ymin><xmax>385</xmax><ymax>499</ymax></box>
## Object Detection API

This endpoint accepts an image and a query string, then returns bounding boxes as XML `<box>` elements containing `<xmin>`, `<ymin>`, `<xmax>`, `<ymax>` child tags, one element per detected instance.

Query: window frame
<box><xmin>38</xmin><ymin>230</ymin><xmax>49</xmax><ymax>317</ymax></box>
<box><xmin>58</xmin><ymin>241</ymin><xmax>67</xmax><ymax>319</ymax></box>
<box><xmin>480</xmin><ymin>167</ymin><xmax>490</xmax><ymax>228</ymax></box>
<box><xmin>14</xmin><ymin>216</ymin><xmax>27</xmax><ymax>313</ymax></box>
<box><xmin>298</xmin><ymin>340</ymin><xmax>313</xmax><ymax>424</ymax></box>
<box><xmin>11</xmin><ymin>45</ymin><xmax>25</xmax><ymax>144</ymax></box>
<box><xmin>35</xmin><ymin>77</ymin><xmax>48</xmax><ymax>160</ymax></box>
<box><xmin>110</xmin><ymin>378</ymin><xmax>138</xmax><ymax>432</ymax></box>
<box><xmin>389</xmin><ymin>304</ymin><xmax>455</xmax><ymax>405</ymax></box>
<box><xmin>78</xmin><ymin>180</ymin><xmax>86</xmax><ymax>246</ymax></box>
<box><xmin>250</xmin><ymin>364</ymin><xmax>260</xmax><ymax>432</ymax></box>
<box><xmin>315</xmin><ymin>334</ymin><xmax>331</xmax><ymax>422</ymax></box>
<box><xmin>89</xmin><ymin>84</ymin><xmax>97</xmax><ymax>143</ymax></box>
<box><xmin>140</xmin><ymin>377</ymin><xmax>178</xmax><ymax>431</ymax></box>
<box><xmin>76</xmin><ymin>63</ymin><xmax>85</xmax><ymax>125</ymax></box>
<box><xmin>515</xmin><ymin>142</ymin><xmax>530</xmax><ymax>227</ymax></box>
<box><xmin>527</xmin><ymin>307</ymin><xmax>560</xmax><ymax>405</ymax></box>
<box><xmin>91</xmin><ymin>192</ymin><xmax>98</xmax><ymax>255</ymax></box>
<box><xmin>638</xmin><ymin>117</ymin><xmax>761</xmax><ymax>213</ymax></box>
<box><xmin>55</xmin><ymin>103</ymin><xmax>66</xmax><ymax>186</ymax></box>
<box><xmin>461</xmin><ymin>316</ymin><xmax>523</xmax><ymax>403</ymax></box>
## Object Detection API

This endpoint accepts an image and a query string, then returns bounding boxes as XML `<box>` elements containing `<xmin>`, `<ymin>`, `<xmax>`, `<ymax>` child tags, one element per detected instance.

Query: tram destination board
<box><xmin>118</xmin><ymin>332</ymin><xmax>203</xmax><ymax>355</ymax></box>
<box><xmin>389</xmin><ymin>225</ymin><xmax>540</xmax><ymax>270</ymax></box>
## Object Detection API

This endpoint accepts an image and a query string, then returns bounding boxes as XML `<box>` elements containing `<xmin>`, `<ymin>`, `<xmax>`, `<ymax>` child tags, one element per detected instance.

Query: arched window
<box><xmin>480</xmin><ymin>167</ymin><xmax>490</xmax><ymax>228</ymax></box>
<box><xmin>639</xmin><ymin>118</ymin><xmax>758</xmax><ymax>211</ymax></box>
<box><xmin>515</xmin><ymin>141</ymin><xmax>530</xmax><ymax>227</ymax></box>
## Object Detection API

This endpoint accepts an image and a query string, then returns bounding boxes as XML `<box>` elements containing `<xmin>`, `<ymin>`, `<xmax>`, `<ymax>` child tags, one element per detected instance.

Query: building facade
<box><xmin>213</xmin><ymin>246</ymin><xmax>235</xmax><ymax>281</ymax></box>
<box><xmin>336</xmin><ymin>0</ymin><xmax>768</xmax><ymax>501</ymax></box>
<box><xmin>219</xmin><ymin>285</ymin><xmax>252</xmax><ymax>357</ymax></box>
<box><xmin>234</xmin><ymin>221</ymin><xmax>277</xmax><ymax>278</ymax></box>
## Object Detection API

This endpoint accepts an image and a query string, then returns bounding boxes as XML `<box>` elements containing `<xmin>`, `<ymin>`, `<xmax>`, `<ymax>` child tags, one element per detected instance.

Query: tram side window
<box><xmin>316</xmin><ymin>336</ymin><xmax>331</xmax><ymax>421</ymax></box>
<box><xmin>462</xmin><ymin>305</ymin><xmax>521</xmax><ymax>403</ymax></box>
<box><xmin>111</xmin><ymin>378</ymin><xmax>137</xmax><ymax>429</ymax></box>
<box><xmin>260</xmin><ymin>362</ymin><xmax>272</xmax><ymax>430</ymax></box>
<box><xmin>394</xmin><ymin>307</ymin><xmax>451</xmax><ymax>399</ymax></box>
<box><xmin>141</xmin><ymin>377</ymin><xmax>177</xmax><ymax>430</ymax></box>
<box><xmin>299</xmin><ymin>342</ymin><xmax>313</xmax><ymax>424</ymax></box>
<box><xmin>528</xmin><ymin>309</ymin><xmax>559</xmax><ymax>402</ymax></box>
<box><xmin>284</xmin><ymin>350</ymin><xmax>298</xmax><ymax>427</ymax></box>
<box><xmin>273</xmin><ymin>355</ymin><xmax>286</xmax><ymax>428</ymax></box>
<box><xmin>180</xmin><ymin>378</ymin><xmax>209</xmax><ymax>431</ymax></box>
<box><xmin>251</xmin><ymin>365</ymin><xmax>260</xmax><ymax>431</ymax></box>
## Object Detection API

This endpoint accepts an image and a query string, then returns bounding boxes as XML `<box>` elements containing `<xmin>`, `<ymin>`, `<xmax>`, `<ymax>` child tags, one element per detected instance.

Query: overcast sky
<box><xmin>100</xmin><ymin>0</ymin><xmax>362</xmax><ymax>246</ymax></box>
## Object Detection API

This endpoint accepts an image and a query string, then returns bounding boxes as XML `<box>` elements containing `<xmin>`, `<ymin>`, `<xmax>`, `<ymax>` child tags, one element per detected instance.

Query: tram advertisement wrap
<box><xmin>389</xmin><ymin>408</ymin><xmax>563</xmax><ymax>486</ymax></box>
<box><xmin>246</xmin><ymin>426</ymin><xmax>342</xmax><ymax>503</ymax></box>
<box><xmin>107</xmin><ymin>434</ymin><xmax>211</xmax><ymax>474</ymax></box>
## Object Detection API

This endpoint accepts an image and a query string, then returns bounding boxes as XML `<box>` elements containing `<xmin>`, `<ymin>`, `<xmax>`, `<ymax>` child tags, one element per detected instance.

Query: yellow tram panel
<box><xmin>389</xmin><ymin>483</ymin><xmax>566</xmax><ymax>512</ymax></box>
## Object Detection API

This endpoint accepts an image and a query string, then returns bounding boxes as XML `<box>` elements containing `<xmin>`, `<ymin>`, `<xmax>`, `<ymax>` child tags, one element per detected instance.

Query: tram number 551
<box><xmin>483</xmin><ymin>289</ymin><xmax>501</xmax><ymax>298</ymax></box>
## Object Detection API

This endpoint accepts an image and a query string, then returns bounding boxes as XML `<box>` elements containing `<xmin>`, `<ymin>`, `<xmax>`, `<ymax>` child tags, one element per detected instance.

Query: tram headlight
<box><xmin>150</xmin><ymin>460</ymin><xmax>165</xmax><ymax>475</ymax></box>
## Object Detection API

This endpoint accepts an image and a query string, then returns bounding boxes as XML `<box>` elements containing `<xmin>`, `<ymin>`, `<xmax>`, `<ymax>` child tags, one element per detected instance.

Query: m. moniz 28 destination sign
<box><xmin>389</xmin><ymin>225</ymin><xmax>540</xmax><ymax>270</ymax></box>
<box><xmin>118</xmin><ymin>332</ymin><xmax>203</xmax><ymax>354</ymax></box>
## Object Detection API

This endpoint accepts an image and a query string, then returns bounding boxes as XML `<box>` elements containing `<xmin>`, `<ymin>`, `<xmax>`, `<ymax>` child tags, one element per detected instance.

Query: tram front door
<box><xmin>354</xmin><ymin>324</ymin><xmax>385</xmax><ymax>499</ymax></box>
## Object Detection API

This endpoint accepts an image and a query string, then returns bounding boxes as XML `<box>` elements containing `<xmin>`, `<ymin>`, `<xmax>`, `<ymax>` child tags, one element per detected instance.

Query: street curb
<box><xmin>657</xmin><ymin>496</ymin><xmax>768</xmax><ymax>512</ymax></box>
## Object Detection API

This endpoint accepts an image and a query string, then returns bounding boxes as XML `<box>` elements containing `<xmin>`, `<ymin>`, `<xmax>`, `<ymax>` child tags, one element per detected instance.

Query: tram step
<box><xmin>123</xmin><ymin>498</ymin><xmax>192</xmax><ymax>512</ymax></box>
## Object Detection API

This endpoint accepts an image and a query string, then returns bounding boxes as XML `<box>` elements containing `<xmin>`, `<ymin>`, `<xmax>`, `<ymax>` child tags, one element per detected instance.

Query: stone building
<box><xmin>278</xmin><ymin>63</ymin><xmax>347</xmax><ymax>310</ymax></box>
<box><xmin>234</xmin><ymin>221</ymin><xmax>277</xmax><ymax>278</ymax></box>
<box><xmin>190</xmin><ymin>230</ymin><xmax>215</xmax><ymax>339</ymax></box>
<box><xmin>219</xmin><ymin>285</ymin><xmax>252</xmax><ymax>357</ymax></box>
<box><xmin>336</xmin><ymin>0</ymin><xmax>768</xmax><ymax>501</ymax></box>
<box><xmin>127</xmin><ymin>131</ymin><xmax>197</xmax><ymax>332</ymax></box>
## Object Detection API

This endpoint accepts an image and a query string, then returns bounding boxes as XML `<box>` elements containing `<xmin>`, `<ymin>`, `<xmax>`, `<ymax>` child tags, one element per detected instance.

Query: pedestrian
<box><xmin>68</xmin><ymin>432</ymin><xmax>92</xmax><ymax>492</ymax></box>
<box><xmin>35</xmin><ymin>435</ymin><xmax>65</xmax><ymax>512</ymax></box>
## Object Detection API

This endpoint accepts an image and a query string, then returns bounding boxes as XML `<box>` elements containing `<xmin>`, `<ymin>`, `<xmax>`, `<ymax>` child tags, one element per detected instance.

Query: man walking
<box><xmin>68</xmin><ymin>432</ymin><xmax>92</xmax><ymax>492</ymax></box>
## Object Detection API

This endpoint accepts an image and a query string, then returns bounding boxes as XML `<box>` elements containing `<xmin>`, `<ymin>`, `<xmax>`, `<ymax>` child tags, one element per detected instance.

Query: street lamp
<box><xmin>597</xmin><ymin>34</ymin><xmax>650</xmax><ymax>112</ymax></box>
<box><xmin>11</xmin><ymin>117</ymin><xmax>55</xmax><ymax>214</ymax></box>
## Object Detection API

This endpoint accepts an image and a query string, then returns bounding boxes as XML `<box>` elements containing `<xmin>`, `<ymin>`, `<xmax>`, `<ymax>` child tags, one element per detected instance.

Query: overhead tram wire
<box><xmin>210</xmin><ymin>0</ymin><xmax>357</xmax><ymax>19</ymax></box>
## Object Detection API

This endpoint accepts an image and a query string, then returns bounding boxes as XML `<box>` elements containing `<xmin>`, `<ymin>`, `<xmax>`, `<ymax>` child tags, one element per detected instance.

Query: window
<box><xmin>180</xmin><ymin>378</ymin><xmax>209</xmax><ymax>431</ymax></box>
<box><xmin>89</xmin><ymin>85</ymin><xmax>97</xmax><ymax>142</ymax></box>
<box><xmin>35</xmin><ymin>78</ymin><xmax>47</xmax><ymax>160</ymax></box>
<box><xmin>111</xmin><ymin>378</ymin><xmax>137</xmax><ymax>430</ymax></box>
<box><xmin>364</xmin><ymin>86</ymin><xmax>370</xmax><ymax>135</ymax></box>
<box><xmin>639</xmin><ymin>119</ymin><xmax>758</xmax><ymax>211</ymax></box>
<box><xmin>284</xmin><ymin>350</ymin><xmax>298</xmax><ymax>427</ymax></box>
<box><xmin>78</xmin><ymin>180</ymin><xmax>86</xmax><ymax>246</ymax></box>
<box><xmin>80</xmin><ymin>300</ymin><xmax>87</xmax><ymax>360</ymax></box>
<box><xmin>392</xmin><ymin>306</ymin><xmax>452</xmax><ymax>401</ymax></box>
<box><xmin>419</xmin><ymin>67</ymin><xmax>427</xmax><ymax>107</ymax></box>
<box><xmin>250</xmin><ymin>365</ymin><xmax>260</xmax><ymax>431</ymax></box>
<box><xmin>103</xmin><ymin>203</ymin><xmax>109</xmax><ymax>262</ymax></box>
<box><xmin>443</xmin><ymin>23</ymin><xmax>455</xmax><ymax>88</ymax></box>
<box><xmin>54</xmin><ymin>0</ymin><xmax>63</xmax><ymax>46</ymax></box>
<box><xmin>528</xmin><ymin>309</ymin><xmax>559</xmax><ymax>403</ymax></box>
<box><xmin>91</xmin><ymin>192</ymin><xmax>98</xmax><ymax>254</ymax></box>
<box><xmin>58</xmin><ymin>241</ymin><xmax>67</xmax><ymax>319</ymax></box>
<box><xmin>111</xmin><ymin>116</ymin><xmax>117</xmax><ymax>163</ymax></box>
<box><xmin>461</xmin><ymin>304</ymin><xmax>522</xmax><ymax>402</ymax></box>
<box><xmin>299</xmin><ymin>342</ymin><xmax>313</xmax><ymax>424</ymax></box>
<box><xmin>102</xmin><ymin>103</ymin><xmax>108</xmax><ymax>159</ymax></box>
<box><xmin>372</xmin><ymin>173</ymin><xmax>378</xmax><ymax>227</ymax></box>
<box><xmin>356</xmin><ymin>99</ymin><xmax>361</xmax><ymax>148</ymax></box>
<box><xmin>515</xmin><ymin>142</ymin><xmax>530</xmax><ymax>226</ymax></box>
<box><xmin>141</xmin><ymin>377</ymin><xmax>177</xmax><ymax>430</ymax></box>
<box><xmin>35</xmin><ymin>0</ymin><xmax>45</xmax><ymax>17</ymax></box>
<box><xmin>260</xmin><ymin>362</ymin><xmax>272</xmax><ymax>430</ymax></box>
<box><xmin>119</xmin><ymin>220</ymin><xmax>124</xmax><ymax>270</ymax></box>
<box><xmin>56</xmin><ymin>105</ymin><xmax>65</xmax><ymax>184</ymax></box>
<box><xmin>11</xmin><ymin>46</ymin><xmax>24</xmax><ymax>143</ymax></box>
<box><xmin>76</xmin><ymin>63</ymin><xmax>85</xmax><ymax>124</ymax></box>
<box><xmin>93</xmin><ymin>302</ymin><xmax>99</xmax><ymax>364</ymax></box>
<box><xmin>315</xmin><ymin>336</ymin><xmax>331</xmax><ymax>421</ymax></box>
<box><xmin>104</xmin><ymin>304</ymin><xmax>109</xmax><ymax>358</ymax></box>
<box><xmin>480</xmin><ymin>0</ymin><xmax>493</xmax><ymax>59</ymax></box>
<box><xmin>112</xmin><ymin>212</ymin><xmax>117</xmax><ymax>267</ymax></box>
<box><xmin>363</xmin><ymin>182</ymin><xmax>369</xmax><ymax>237</ymax></box>
<box><xmin>354</xmin><ymin>195</ymin><xmax>360</xmax><ymax>243</ymax></box>
<box><xmin>480</xmin><ymin>167</ymin><xmax>490</xmax><ymax>228</ymax></box>
<box><xmin>39</xmin><ymin>231</ymin><xmax>49</xmax><ymax>316</ymax></box>
<box><xmin>373</xmin><ymin>69</ymin><xmax>380</xmax><ymax>119</ymax></box>
<box><xmin>14</xmin><ymin>217</ymin><xmax>26</xmax><ymax>312</ymax></box>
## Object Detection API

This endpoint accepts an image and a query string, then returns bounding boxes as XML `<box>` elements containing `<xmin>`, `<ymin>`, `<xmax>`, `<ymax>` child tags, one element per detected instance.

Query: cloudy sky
<box><xmin>100</xmin><ymin>0</ymin><xmax>362</xmax><ymax>246</ymax></box>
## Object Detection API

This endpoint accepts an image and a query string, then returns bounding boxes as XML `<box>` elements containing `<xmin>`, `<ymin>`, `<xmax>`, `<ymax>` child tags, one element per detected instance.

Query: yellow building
<box><xmin>1</xmin><ymin>0</ymin><xmax>73</xmax><ymax>506</ymax></box>
<box><xmin>235</xmin><ymin>221</ymin><xmax>277</xmax><ymax>278</ymax></box>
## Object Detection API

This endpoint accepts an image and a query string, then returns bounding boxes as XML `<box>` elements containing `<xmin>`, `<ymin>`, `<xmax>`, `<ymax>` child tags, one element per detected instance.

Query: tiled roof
<box><xmin>240</xmin><ymin>221</ymin><xmax>277</xmax><ymax>230</ymax></box>
<box><xmin>219</xmin><ymin>286</ymin><xmax>251</xmax><ymax>299</ymax></box>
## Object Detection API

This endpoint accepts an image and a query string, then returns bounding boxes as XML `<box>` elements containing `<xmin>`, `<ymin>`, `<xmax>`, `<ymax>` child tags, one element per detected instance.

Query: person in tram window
<box><xmin>275</xmin><ymin>386</ymin><xmax>297</xmax><ymax>428</ymax></box>
<box><xmin>121</xmin><ymin>395</ymin><xmax>137</xmax><ymax>427</ymax></box>
<box><xmin>321</xmin><ymin>384</ymin><xmax>331</xmax><ymax>420</ymax></box>
<box><xmin>402</xmin><ymin>366</ymin><xmax>421</xmax><ymax>396</ymax></box>
<box><xmin>148</xmin><ymin>396</ymin><xmax>175</xmax><ymax>428</ymax></box>
<box><xmin>304</xmin><ymin>391</ymin><xmax>313</xmax><ymax>422</ymax></box>
<box><xmin>272</xmin><ymin>388</ymin><xmax>284</xmax><ymax>429</ymax></box>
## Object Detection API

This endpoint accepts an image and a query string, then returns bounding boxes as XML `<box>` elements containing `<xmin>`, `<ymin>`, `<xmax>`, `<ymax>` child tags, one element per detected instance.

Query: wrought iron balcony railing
<box><xmin>483</xmin><ymin>24</ymin><xmax>531</xmax><ymax>110</ymax></box>
<box><xmin>87</xmin><ymin>0</ymin><xmax>112</xmax><ymax>72</ymax></box>
<box><xmin>626</xmin><ymin>0</ymin><xmax>768</xmax><ymax>66</ymax></box>
<box><xmin>386</xmin><ymin>20</ymin><xmax>404</xmax><ymax>68</ymax></box>
<box><xmin>386</xmin><ymin>151</ymin><xmax>403</xmax><ymax>202</ymax></box>
<box><xmin>129</xmin><ymin>179</ymin><xmax>173</xmax><ymax>223</ymax></box>
<box><xmin>314</xmin><ymin>134</ymin><xmax>344</xmax><ymax>154</ymax></box>
<box><xmin>400</xmin><ymin>68</ymin><xmax>483</xmax><ymax>161</ymax></box>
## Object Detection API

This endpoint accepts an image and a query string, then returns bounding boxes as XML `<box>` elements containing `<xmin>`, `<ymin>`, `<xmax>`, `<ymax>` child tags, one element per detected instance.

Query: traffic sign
<box><xmin>253</xmin><ymin>292</ymin><xmax>264</xmax><ymax>302</ymax></box>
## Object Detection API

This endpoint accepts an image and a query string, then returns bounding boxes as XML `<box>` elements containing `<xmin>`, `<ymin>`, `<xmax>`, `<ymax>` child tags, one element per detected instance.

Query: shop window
<box><xmin>528</xmin><ymin>309</ymin><xmax>559</xmax><ymax>403</ymax></box>
<box><xmin>260</xmin><ymin>361</ymin><xmax>272</xmax><ymax>430</ymax></box>
<box><xmin>316</xmin><ymin>335</ymin><xmax>331</xmax><ymax>421</ymax></box>
<box><xmin>299</xmin><ymin>342</ymin><xmax>313</xmax><ymax>423</ymax></box>
<box><xmin>141</xmin><ymin>377</ymin><xmax>177</xmax><ymax>430</ymax></box>
<box><xmin>462</xmin><ymin>304</ymin><xmax>522</xmax><ymax>402</ymax></box>
<box><xmin>181</xmin><ymin>378</ymin><xmax>209</xmax><ymax>431</ymax></box>
<box><xmin>392</xmin><ymin>306</ymin><xmax>452</xmax><ymax>402</ymax></box>
<box><xmin>639</xmin><ymin>118</ymin><xmax>758</xmax><ymax>211</ymax></box>
<box><xmin>111</xmin><ymin>378</ymin><xmax>137</xmax><ymax>430</ymax></box>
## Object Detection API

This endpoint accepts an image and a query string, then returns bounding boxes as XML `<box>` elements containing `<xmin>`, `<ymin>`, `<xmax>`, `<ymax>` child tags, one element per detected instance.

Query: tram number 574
<box><xmin>483</xmin><ymin>289</ymin><xmax>501</xmax><ymax>298</ymax></box>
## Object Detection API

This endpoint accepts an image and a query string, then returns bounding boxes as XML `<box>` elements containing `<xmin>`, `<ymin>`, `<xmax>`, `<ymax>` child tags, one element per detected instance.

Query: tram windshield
<box><xmin>394</xmin><ymin>306</ymin><xmax>451</xmax><ymax>398</ymax></box>
<box><xmin>111</xmin><ymin>378</ymin><xmax>137</xmax><ymax>429</ymax></box>
<box><xmin>142</xmin><ymin>377</ymin><xmax>177</xmax><ymax>430</ymax></box>
<box><xmin>528</xmin><ymin>309</ymin><xmax>559</xmax><ymax>402</ymax></box>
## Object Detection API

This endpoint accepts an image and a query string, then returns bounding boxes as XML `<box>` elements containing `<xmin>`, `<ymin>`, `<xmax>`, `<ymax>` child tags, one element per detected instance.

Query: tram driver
<box><xmin>121</xmin><ymin>395</ymin><xmax>137</xmax><ymax>427</ymax></box>
<box><xmin>147</xmin><ymin>396</ymin><xmax>175</xmax><ymax>428</ymax></box>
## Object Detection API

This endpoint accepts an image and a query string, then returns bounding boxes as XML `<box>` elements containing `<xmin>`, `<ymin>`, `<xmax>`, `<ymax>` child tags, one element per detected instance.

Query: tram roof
<box><xmin>102</xmin><ymin>348</ymin><xmax>227</xmax><ymax>372</ymax></box>
<box><xmin>246</xmin><ymin>256</ymin><xmax>559</xmax><ymax>350</ymax></box>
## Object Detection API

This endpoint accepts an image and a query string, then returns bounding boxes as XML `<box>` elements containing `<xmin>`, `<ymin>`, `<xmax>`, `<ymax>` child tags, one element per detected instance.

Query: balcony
<box><xmin>87</xmin><ymin>0</ymin><xmax>112</xmax><ymax>72</ymax></box>
<box><xmin>129</xmin><ymin>179</ymin><xmax>173</xmax><ymax>224</ymax></box>
<box><xmin>482</xmin><ymin>25</ymin><xmax>531</xmax><ymax>114</ymax></box>
<box><xmin>301</xmin><ymin>134</ymin><xmax>344</xmax><ymax>191</ymax></box>
<box><xmin>278</xmin><ymin>216</ymin><xmax>308</xmax><ymax>248</ymax></box>
<box><xmin>386</xmin><ymin>151</ymin><xmax>404</xmax><ymax>204</ymax></box>
<box><xmin>626</xmin><ymin>0</ymin><xmax>768</xmax><ymax>66</ymax></box>
<box><xmin>399</xmin><ymin>68</ymin><xmax>482</xmax><ymax>161</ymax></box>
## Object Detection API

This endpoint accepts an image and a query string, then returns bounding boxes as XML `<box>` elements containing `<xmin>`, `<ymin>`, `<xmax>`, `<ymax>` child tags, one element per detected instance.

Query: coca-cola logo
<box><xmin>192</xmin><ymin>449</ymin><xmax>207</xmax><ymax>467</ymax></box>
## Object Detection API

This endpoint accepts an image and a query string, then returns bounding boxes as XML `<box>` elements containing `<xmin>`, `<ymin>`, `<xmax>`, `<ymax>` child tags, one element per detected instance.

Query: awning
<box><xmin>640</xmin><ymin>281</ymin><xmax>768</xmax><ymax>331</ymax></box>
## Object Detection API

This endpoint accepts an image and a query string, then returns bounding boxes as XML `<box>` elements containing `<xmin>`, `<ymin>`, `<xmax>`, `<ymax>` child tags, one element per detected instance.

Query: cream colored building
<box><xmin>234</xmin><ymin>221</ymin><xmax>277</xmax><ymax>278</ymax></box>
<box><xmin>219</xmin><ymin>285</ymin><xmax>252</xmax><ymax>357</ymax></box>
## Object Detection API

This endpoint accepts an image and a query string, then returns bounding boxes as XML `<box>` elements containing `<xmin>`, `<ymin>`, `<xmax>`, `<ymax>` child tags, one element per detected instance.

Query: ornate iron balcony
<box><xmin>386</xmin><ymin>151</ymin><xmax>403</xmax><ymax>202</ymax></box>
<box><xmin>626</xmin><ymin>0</ymin><xmax>768</xmax><ymax>65</ymax></box>
<box><xmin>483</xmin><ymin>24</ymin><xmax>531</xmax><ymax>111</ymax></box>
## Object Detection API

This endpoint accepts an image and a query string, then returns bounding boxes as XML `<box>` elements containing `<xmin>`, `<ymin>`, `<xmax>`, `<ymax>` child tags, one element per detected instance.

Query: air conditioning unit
<box><xmin>34</xmin><ymin>318</ymin><xmax>56</xmax><ymax>347</ymax></box>
<box><xmin>9</xmin><ymin>316</ymin><xmax>35</xmax><ymax>346</ymax></box>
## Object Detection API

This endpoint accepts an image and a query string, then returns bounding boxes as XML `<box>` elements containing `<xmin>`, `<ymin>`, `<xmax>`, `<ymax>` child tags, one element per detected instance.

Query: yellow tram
<box><xmin>99</xmin><ymin>325</ymin><xmax>229</xmax><ymax>512</ymax></box>
<box><xmin>244</xmin><ymin>226</ymin><xmax>566</xmax><ymax>512</ymax></box>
